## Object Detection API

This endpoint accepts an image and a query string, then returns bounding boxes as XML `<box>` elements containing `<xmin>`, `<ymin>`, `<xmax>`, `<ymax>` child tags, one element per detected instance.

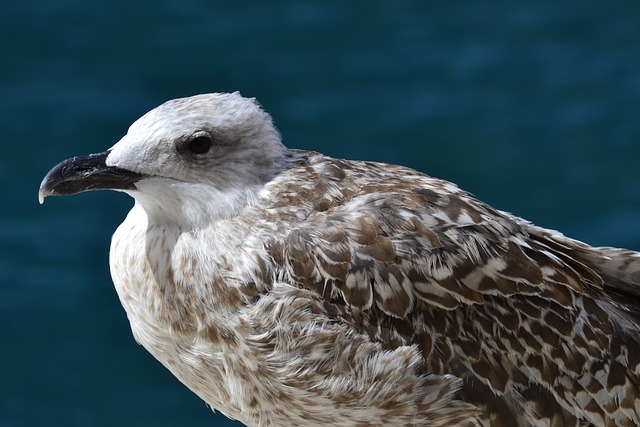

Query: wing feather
<box><xmin>264</xmin><ymin>152</ymin><xmax>640</xmax><ymax>425</ymax></box>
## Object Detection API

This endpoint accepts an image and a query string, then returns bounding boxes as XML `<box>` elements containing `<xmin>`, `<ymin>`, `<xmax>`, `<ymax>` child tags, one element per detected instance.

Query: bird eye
<box><xmin>187</xmin><ymin>135</ymin><xmax>212</xmax><ymax>154</ymax></box>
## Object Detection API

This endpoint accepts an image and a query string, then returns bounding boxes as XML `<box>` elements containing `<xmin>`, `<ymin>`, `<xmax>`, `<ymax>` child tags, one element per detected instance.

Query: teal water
<box><xmin>2</xmin><ymin>1</ymin><xmax>640</xmax><ymax>426</ymax></box>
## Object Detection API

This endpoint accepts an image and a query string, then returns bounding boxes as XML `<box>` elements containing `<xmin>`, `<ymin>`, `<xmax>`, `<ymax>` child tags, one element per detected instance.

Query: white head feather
<box><xmin>105</xmin><ymin>92</ymin><xmax>289</xmax><ymax>228</ymax></box>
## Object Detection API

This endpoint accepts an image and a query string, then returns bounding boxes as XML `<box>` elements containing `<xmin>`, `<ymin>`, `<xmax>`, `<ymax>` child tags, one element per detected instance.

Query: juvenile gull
<box><xmin>39</xmin><ymin>92</ymin><xmax>640</xmax><ymax>426</ymax></box>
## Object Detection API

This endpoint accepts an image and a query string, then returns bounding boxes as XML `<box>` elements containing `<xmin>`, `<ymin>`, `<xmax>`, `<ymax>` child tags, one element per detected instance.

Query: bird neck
<box><xmin>126</xmin><ymin>179</ymin><xmax>263</xmax><ymax>231</ymax></box>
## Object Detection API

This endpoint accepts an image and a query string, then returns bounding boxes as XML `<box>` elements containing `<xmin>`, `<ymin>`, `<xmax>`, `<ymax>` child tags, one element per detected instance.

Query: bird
<box><xmin>39</xmin><ymin>92</ymin><xmax>640</xmax><ymax>427</ymax></box>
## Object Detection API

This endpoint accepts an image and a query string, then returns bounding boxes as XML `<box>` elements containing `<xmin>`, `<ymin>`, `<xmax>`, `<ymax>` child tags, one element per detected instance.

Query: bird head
<box><xmin>39</xmin><ymin>92</ymin><xmax>289</xmax><ymax>227</ymax></box>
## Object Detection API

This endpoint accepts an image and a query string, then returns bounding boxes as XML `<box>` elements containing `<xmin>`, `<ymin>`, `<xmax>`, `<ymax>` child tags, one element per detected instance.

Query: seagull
<box><xmin>39</xmin><ymin>92</ymin><xmax>640</xmax><ymax>427</ymax></box>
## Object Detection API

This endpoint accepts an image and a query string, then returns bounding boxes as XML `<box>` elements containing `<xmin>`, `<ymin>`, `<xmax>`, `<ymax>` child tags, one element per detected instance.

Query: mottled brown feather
<box><xmin>266</xmin><ymin>151</ymin><xmax>640</xmax><ymax>426</ymax></box>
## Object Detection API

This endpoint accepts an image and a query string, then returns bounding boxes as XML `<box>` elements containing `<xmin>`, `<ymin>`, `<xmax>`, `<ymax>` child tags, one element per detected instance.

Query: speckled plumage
<box><xmin>41</xmin><ymin>93</ymin><xmax>640</xmax><ymax>427</ymax></box>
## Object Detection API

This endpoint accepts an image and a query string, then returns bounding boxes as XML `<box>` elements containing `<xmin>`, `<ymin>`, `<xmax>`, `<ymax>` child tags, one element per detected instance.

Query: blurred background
<box><xmin>1</xmin><ymin>1</ymin><xmax>639</xmax><ymax>426</ymax></box>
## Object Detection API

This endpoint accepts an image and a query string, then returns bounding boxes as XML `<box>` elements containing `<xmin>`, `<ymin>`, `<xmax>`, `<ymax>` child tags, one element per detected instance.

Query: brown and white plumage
<box><xmin>39</xmin><ymin>92</ymin><xmax>640</xmax><ymax>426</ymax></box>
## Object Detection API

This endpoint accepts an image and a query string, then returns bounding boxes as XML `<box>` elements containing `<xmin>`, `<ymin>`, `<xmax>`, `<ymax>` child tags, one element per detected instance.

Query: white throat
<box><xmin>126</xmin><ymin>177</ymin><xmax>262</xmax><ymax>230</ymax></box>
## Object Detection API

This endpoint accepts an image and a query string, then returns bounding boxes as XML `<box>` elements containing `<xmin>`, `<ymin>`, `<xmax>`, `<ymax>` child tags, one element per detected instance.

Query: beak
<box><xmin>38</xmin><ymin>150</ymin><xmax>144</xmax><ymax>204</ymax></box>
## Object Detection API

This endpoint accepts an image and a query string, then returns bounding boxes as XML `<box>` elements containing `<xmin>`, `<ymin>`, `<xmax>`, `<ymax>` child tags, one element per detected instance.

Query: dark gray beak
<box><xmin>38</xmin><ymin>150</ymin><xmax>144</xmax><ymax>204</ymax></box>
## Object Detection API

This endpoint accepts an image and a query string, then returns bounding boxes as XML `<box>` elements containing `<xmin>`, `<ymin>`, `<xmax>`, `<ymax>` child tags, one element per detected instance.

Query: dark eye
<box><xmin>187</xmin><ymin>135</ymin><xmax>212</xmax><ymax>154</ymax></box>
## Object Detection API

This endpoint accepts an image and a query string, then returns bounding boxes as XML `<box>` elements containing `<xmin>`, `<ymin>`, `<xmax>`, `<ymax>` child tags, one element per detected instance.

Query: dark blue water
<box><xmin>2</xmin><ymin>1</ymin><xmax>639</xmax><ymax>426</ymax></box>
